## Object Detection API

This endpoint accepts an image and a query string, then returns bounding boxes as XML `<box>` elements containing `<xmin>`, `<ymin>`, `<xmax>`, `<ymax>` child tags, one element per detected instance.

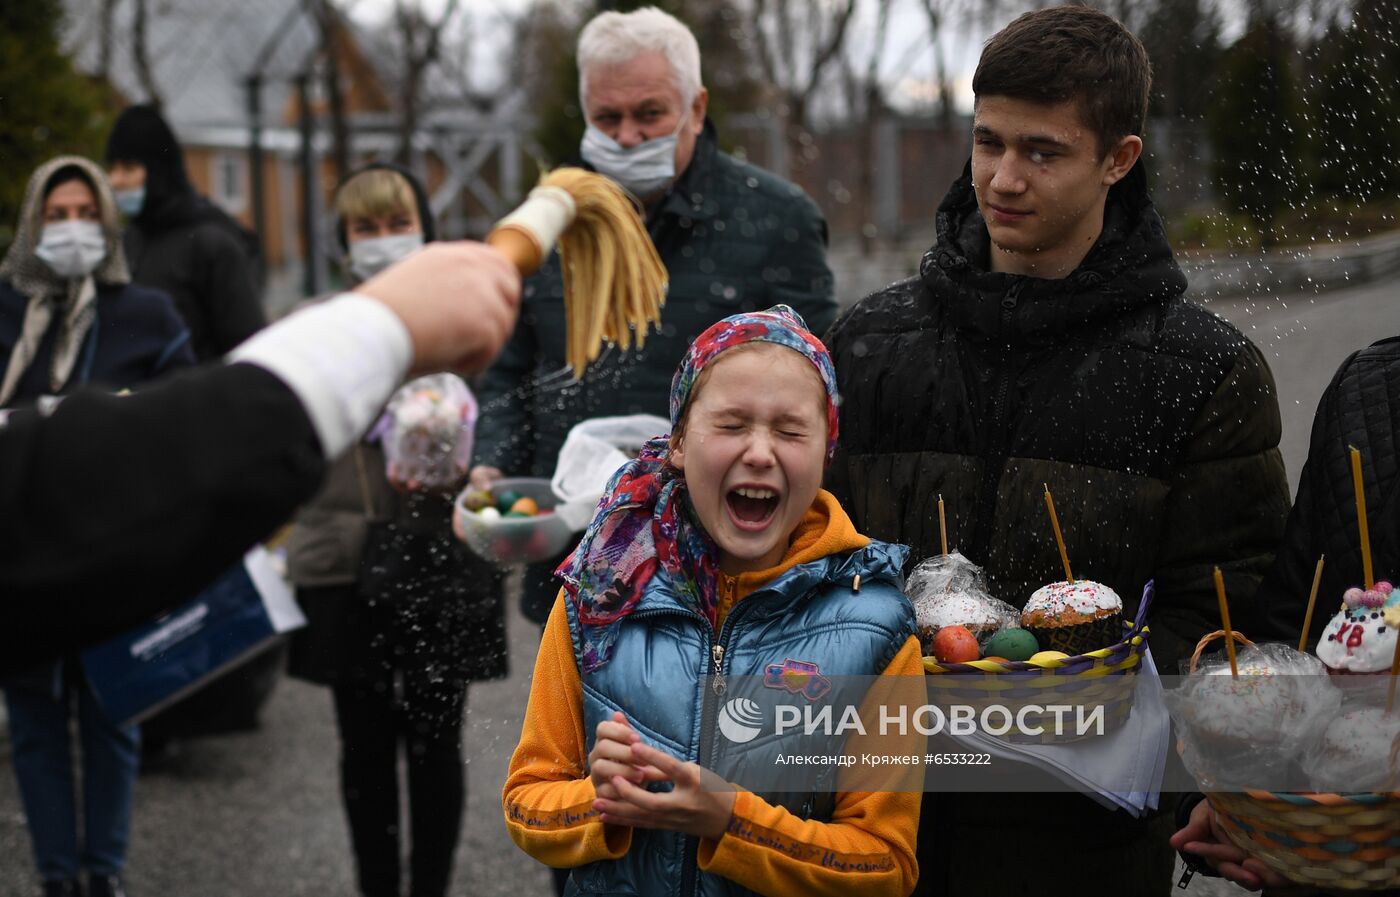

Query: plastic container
<box><xmin>454</xmin><ymin>477</ymin><xmax>578</xmax><ymax>565</ymax></box>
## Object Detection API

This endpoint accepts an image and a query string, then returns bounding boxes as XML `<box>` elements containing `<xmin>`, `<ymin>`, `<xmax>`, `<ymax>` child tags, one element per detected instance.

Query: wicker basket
<box><xmin>1183</xmin><ymin>631</ymin><xmax>1400</xmax><ymax>890</ymax></box>
<box><xmin>921</xmin><ymin>582</ymin><xmax>1152</xmax><ymax>744</ymax></box>
<box><xmin>1207</xmin><ymin>788</ymin><xmax>1400</xmax><ymax>891</ymax></box>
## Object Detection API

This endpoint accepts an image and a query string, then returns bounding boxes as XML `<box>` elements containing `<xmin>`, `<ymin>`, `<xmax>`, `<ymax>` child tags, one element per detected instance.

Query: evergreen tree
<box><xmin>0</xmin><ymin>0</ymin><xmax>113</xmax><ymax>252</ymax></box>
<box><xmin>1137</xmin><ymin>0</ymin><xmax>1223</xmax><ymax>122</ymax></box>
<box><xmin>1207</xmin><ymin>14</ymin><xmax>1306</xmax><ymax>242</ymax></box>
<box><xmin>1308</xmin><ymin>20</ymin><xmax>1399</xmax><ymax>198</ymax></box>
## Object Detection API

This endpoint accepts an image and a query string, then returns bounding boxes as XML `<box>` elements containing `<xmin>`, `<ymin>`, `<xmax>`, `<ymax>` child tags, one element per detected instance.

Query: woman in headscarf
<box><xmin>0</xmin><ymin>155</ymin><xmax>195</xmax><ymax>897</ymax></box>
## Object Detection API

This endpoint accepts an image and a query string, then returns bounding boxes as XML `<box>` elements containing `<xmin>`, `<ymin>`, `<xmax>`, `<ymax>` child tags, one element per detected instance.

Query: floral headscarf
<box><xmin>557</xmin><ymin>305</ymin><xmax>840</xmax><ymax>673</ymax></box>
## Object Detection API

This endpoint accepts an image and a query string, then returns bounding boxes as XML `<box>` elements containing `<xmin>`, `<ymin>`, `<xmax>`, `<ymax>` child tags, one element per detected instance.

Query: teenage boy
<box><xmin>825</xmin><ymin>6</ymin><xmax>1292</xmax><ymax>895</ymax></box>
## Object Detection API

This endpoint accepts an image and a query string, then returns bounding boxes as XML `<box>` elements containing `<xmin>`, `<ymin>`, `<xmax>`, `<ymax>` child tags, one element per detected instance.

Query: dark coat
<box><xmin>0</xmin><ymin>362</ymin><xmax>326</xmax><ymax>675</ymax></box>
<box><xmin>825</xmin><ymin>162</ymin><xmax>1291</xmax><ymax>675</ymax></box>
<box><xmin>0</xmin><ymin>280</ymin><xmax>195</xmax><ymax>398</ymax></box>
<box><xmin>826</xmin><ymin>160</ymin><xmax>1292</xmax><ymax>896</ymax></box>
<box><xmin>284</xmin><ymin>452</ymin><xmax>509</xmax><ymax>687</ymax></box>
<box><xmin>472</xmin><ymin>120</ymin><xmax>838</xmax><ymax>479</ymax></box>
<box><xmin>123</xmin><ymin>193</ymin><xmax>265</xmax><ymax>360</ymax></box>
<box><xmin>1</xmin><ymin>278</ymin><xmax>197</xmax><ymax>686</ymax></box>
<box><xmin>1258</xmin><ymin>336</ymin><xmax>1400</xmax><ymax>644</ymax></box>
<box><xmin>284</xmin><ymin>162</ymin><xmax>506</xmax><ymax>686</ymax></box>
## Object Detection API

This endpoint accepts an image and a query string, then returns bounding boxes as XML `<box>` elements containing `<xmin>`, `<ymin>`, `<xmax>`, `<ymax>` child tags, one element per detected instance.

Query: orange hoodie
<box><xmin>502</xmin><ymin>489</ymin><xmax>925</xmax><ymax>897</ymax></box>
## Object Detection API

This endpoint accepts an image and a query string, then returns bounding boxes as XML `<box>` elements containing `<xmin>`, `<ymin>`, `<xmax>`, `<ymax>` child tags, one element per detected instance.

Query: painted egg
<box><xmin>932</xmin><ymin>625</ymin><xmax>981</xmax><ymax>663</ymax></box>
<box><xmin>495</xmin><ymin>490</ymin><xmax>522</xmax><ymax>513</ymax></box>
<box><xmin>478</xmin><ymin>506</ymin><xmax>501</xmax><ymax>522</ymax></box>
<box><xmin>510</xmin><ymin>496</ymin><xmax>539</xmax><ymax>516</ymax></box>
<box><xmin>461</xmin><ymin>489</ymin><xmax>494</xmax><ymax>512</ymax></box>
<box><xmin>984</xmin><ymin>628</ymin><xmax>1040</xmax><ymax>662</ymax></box>
<box><xmin>504</xmin><ymin>510</ymin><xmax>532</xmax><ymax>519</ymax></box>
<box><xmin>1029</xmin><ymin>650</ymin><xmax>1071</xmax><ymax>665</ymax></box>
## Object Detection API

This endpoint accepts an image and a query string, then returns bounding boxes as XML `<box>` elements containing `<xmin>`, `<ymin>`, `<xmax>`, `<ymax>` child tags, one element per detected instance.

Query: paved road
<box><xmin>1207</xmin><ymin>278</ymin><xmax>1400</xmax><ymax>493</ymax></box>
<box><xmin>1</xmin><ymin>280</ymin><xmax>1395</xmax><ymax>896</ymax></box>
<box><xmin>0</xmin><ymin>582</ymin><xmax>552</xmax><ymax>897</ymax></box>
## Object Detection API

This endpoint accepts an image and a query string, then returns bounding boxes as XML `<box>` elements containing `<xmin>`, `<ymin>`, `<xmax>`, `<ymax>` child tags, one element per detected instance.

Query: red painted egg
<box><xmin>933</xmin><ymin>625</ymin><xmax>981</xmax><ymax>663</ymax></box>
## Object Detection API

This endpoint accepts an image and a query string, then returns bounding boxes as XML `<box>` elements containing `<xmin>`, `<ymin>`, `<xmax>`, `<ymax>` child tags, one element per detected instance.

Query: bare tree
<box><xmin>131</xmin><ymin>0</ymin><xmax>163</xmax><ymax>106</ymax></box>
<box><xmin>915</xmin><ymin>0</ymin><xmax>961</xmax><ymax>129</ymax></box>
<box><xmin>745</xmin><ymin>0</ymin><xmax>860</xmax><ymax>173</ymax></box>
<box><xmin>835</xmin><ymin>0</ymin><xmax>894</xmax><ymax>252</ymax></box>
<box><xmin>98</xmin><ymin>0</ymin><xmax>122</xmax><ymax>82</ymax></box>
<box><xmin>392</xmin><ymin>0</ymin><xmax>462</xmax><ymax>163</ymax></box>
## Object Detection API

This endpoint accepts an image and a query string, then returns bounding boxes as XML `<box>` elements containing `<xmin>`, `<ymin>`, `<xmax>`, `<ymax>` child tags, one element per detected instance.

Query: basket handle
<box><xmin>1187</xmin><ymin>629</ymin><xmax>1255</xmax><ymax>674</ymax></box>
<box><xmin>1128</xmin><ymin>580</ymin><xmax>1154</xmax><ymax>635</ymax></box>
<box><xmin>1385</xmin><ymin>732</ymin><xmax>1400</xmax><ymax>793</ymax></box>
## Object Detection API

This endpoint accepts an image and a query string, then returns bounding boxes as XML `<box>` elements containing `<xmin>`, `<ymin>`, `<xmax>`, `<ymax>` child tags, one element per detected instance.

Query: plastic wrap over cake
<box><xmin>380</xmin><ymin>373</ymin><xmax>477</xmax><ymax>489</ymax></box>
<box><xmin>905</xmin><ymin>552</ymin><xmax>1020</xmax><ymax>653</ymax></box>
<box><xmin>1165</xmin><ymin>643</ymin><xmax>1338</xmax><ymax>791</ymax></box>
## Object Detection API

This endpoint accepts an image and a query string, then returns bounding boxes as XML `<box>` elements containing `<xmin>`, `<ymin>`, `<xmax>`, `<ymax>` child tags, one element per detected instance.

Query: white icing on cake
<box><xmin>1318</xmin><ymin>605</ymin><xmax>1399</xmax><ymax>673</ymax></box>
<box><xmin>1191</xmin><ymin>659</ymin><xmax>1321</xmax><ymax>742</ymax></box>
<box><xmin>1023</xmin><ymin>580</ymin><xmax>1122</xmax><ymax>618</ymax></box>
<box><xmin>914</xmin><ymin>591</ymin><xmax>1005</xmax><ymax>633</ymax></box>
<box><xmin>1306</xmin><ymin>707</ymin><xmax>1400</xmax><ymax>792</ymax></box>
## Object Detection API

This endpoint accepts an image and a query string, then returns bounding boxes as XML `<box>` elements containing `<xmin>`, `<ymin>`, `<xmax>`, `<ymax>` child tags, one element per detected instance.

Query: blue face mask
<box><xmin>113</xmin><ymin>187</ymin><xmax>145</xmax><ymax>217</ymax></box>
<box><xmin>579</xmin><ymin>111</ymin><xmax>689</xmax><ymax>201</ymax></box>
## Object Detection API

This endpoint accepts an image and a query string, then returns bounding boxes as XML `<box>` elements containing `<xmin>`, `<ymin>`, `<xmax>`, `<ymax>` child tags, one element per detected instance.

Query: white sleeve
<box><xmin>226</xmin><ymin>292</ymin><xmax>412</xmax><ymax>458</ymax></box>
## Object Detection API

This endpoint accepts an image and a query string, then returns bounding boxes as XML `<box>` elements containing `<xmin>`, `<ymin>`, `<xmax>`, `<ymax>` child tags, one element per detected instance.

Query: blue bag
<box><xmin>82</xmin><ymin>548</ymin><xmax>304</xmax><ymax>726</ymax></box>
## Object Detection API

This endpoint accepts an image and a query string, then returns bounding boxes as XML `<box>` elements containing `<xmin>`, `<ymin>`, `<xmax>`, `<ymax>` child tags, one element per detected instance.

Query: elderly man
<box><xmin>470</xmin><ymin>6</ymin><xmax>837</xmax><ymax>622</ymax></box>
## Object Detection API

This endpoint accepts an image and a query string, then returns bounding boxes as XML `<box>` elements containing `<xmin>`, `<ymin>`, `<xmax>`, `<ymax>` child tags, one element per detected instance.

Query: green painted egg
<box><xmin>984</xmin><ymin>628</ymin><xmax>1039</xmax><ymax>662</ymax></box>
<box><xmin>495</xmin><ymin>489</ymin><xmax>522</xmax><ymax>513</ymax></box>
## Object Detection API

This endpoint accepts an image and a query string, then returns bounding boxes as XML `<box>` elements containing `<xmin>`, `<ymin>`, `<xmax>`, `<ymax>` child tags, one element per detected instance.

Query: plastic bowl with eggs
<box><xmin>453</xmin><ymin>477</ymin><xmax>578</xmax><ymax>565</ymax></box>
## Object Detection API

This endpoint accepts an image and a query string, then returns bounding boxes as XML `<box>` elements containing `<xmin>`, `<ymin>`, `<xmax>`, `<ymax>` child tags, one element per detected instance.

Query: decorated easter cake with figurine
<box><xmin>1316</xmin><ymin>580</ymin><xmax>1398</xmax><ymax>673</ymax></box>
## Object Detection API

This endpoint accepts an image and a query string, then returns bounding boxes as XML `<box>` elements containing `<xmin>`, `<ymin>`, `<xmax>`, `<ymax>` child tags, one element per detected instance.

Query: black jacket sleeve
<box><xmin>471</xmin><ymin>293</ymin><xmax>540</xmax><ymax>474</ymax></box>
<box><xmin>1150</xmin><ymin>342</ymin><xmax>1292</xmax><ymax>672</ymax></box>
<box><xmin>0</xmin><ymin>362</ymin><xmax>325</xmax><ymax>673</ymax></box>
<box><xmin>195</xmin><ymin>224</ymin><xmax>267</xmax><ymax>355</ymax></box>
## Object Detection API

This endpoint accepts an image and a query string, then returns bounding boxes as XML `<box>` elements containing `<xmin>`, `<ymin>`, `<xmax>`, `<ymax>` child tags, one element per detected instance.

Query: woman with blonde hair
<box><xmin>285</xmin><ymin>162</ymin><xmax>507</xmax><ymax>897</ymax></box>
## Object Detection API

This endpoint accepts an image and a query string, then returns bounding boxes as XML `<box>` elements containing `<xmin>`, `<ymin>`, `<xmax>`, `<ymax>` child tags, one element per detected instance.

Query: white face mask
<box><xmin>349</xmin><ymin>232</ymin><xmax>424</xmax><ymax>282</ymax></box>
<box><xmin>34</xmin><ymin>220</ymin><xmax>107</xmax><ymax>279</ymax></box>
<box><xmin>580</xmin><ymin>111</ymin><xmax>689</xmax><ymax>200</ymax></box>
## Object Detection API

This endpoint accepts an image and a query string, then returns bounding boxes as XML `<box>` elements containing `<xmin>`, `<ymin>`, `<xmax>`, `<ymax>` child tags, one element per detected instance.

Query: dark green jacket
<box><xmin>472</xmin><ymin>121</ymin><xmax>836</xmax><ymax>477</ymax></box>
<box><xmin>826</xmin><ymin>162</ymin><xmax>1291</xmax><ymax>677</ymax></box>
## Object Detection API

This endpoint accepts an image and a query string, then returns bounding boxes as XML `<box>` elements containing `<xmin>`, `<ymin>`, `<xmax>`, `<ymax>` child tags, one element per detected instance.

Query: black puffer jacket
<box><xmin>826</xmin><ymin>162</ymin><xmax>1292</xmax><ymax>674</ymax></box>
<box><xmin>1258</xmin><ymin>336</ymin><xmax>1400</xmax><ymax>644</ymax></box>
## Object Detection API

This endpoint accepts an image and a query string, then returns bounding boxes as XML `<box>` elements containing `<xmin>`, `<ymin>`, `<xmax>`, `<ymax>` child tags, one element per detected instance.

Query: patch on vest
<box><xmin>764</xmin><ymin>658</ymin><xmax>832</xmax><ymax>701</ymax></box>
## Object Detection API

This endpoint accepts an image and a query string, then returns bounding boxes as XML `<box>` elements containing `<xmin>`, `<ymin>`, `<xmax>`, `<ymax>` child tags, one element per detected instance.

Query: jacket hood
<box><xmin>0</xmin><ymin>155</ymin><xmax>130</xmax><ymax>295</ymax></box>
<box><xmin>104</xmin><ymin>104</ymin><xmax>195</xmax><ymax>227</ymax></box>
<box><xmin>332</xmin><ymin>161</ymin><xmax>438</xmax><ymax>252</ymax></box>
<box><xmin>641</xmin><ymin>491</ymin><xmax>910</xmax><ymax>619</ymax></box>
<box><xmin>920</xmin><ymin>160</ymin><xmax>1187</xmax><ymax>346</ymax></box>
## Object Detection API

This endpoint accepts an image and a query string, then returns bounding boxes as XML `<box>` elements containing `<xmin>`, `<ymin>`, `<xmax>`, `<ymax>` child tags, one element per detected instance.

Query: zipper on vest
<box><xmin>686</xmin><ymin>599</ymin><xmax>760</xmax><ymax>897</ymax></box>
<box><xmin>969</xmin><ymin>281</ymin><xmax>1023</xmax><ymax>561</ymax></box>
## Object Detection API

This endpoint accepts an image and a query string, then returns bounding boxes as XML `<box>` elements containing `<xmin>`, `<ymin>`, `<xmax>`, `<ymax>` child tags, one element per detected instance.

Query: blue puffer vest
<box><xmin>563</xmin><ymin>540</ymin><xmax>915</xmax><ymax>897</ymax></box>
